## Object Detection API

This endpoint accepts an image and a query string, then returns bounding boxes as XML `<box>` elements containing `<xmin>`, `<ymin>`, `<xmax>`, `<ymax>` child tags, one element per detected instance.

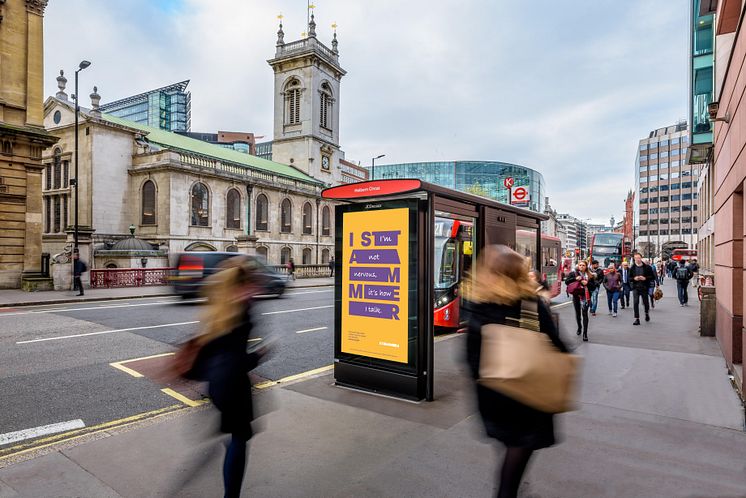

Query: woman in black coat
<box><xmin>565</xmin><ymin>260</ymin><xmax>598</xmax><ymax>341</ymax></box>
<box><xmin>465</xmin><ymin>245</ymin><xmax>568</xmax><ymax>498</ymax></box>
<box><xmin>194</xmin><ymin>257</ymin><xmax>267</xmax><ymax>498</ymax></box>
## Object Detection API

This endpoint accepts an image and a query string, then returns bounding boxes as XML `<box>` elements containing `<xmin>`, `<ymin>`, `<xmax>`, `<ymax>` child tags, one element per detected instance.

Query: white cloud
<box><xmin>43</xmin><ymin>0</ymin><xmax>689</xmax><ymax>225</ymax></box>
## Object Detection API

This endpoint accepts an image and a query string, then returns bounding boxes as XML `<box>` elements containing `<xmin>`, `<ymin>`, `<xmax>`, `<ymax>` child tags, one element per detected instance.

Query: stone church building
<box><xmin>41</xmin><ymin>14</ymin><xmax>349</xmax><ymax>280</ymax></box>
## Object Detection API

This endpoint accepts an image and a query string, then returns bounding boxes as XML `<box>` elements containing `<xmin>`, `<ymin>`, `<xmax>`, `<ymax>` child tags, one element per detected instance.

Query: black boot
<box><xmin>633</xmin><ymin>319</ymin><xmax>640</xmax><ymax>325</ymax></box>
<box><xmin>645</xmin><ymin>313</ymin><xmax>650</xmax><ymax>322</ymax></box>
<box><xmin>576</xmin><ymin>327</ymin><xmax>582</xmax><ymax>336</ymax></box>
<box><xmin>582</xmin><ymin>331</ymin><xmax>588</xmax><ymax>342</ymax></box>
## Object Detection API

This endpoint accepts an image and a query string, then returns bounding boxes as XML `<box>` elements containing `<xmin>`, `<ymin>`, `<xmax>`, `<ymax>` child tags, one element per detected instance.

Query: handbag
<box><xmin>566</xmin><ymin>280</ymin><xmax>581</xmax><ymax>295</ymax></box>
<box><xmin>169</xmin><ymin>337</ymin><xmax>204</xmax><ymax>380</ymax></box>
<box><xmin>653</xmin><ymin>286</ymin><xmax>663</xmax><ymax>301</ymax></box>
<box><xmin>478</xmin><ymin>300</ymin><xmax>581</xmax><ymax>413</ymax></box>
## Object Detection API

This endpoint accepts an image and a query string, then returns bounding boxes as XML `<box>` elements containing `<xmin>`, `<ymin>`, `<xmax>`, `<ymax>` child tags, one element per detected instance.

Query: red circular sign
<box><xmin>513</xmin><ymin>187</ymin><xmax>527</xmax><ymax>200</ymax></box>
<box><xmin>503</xmin><ymin>177</ymin><xmax>515</xmax><ymax>188</ymax></box>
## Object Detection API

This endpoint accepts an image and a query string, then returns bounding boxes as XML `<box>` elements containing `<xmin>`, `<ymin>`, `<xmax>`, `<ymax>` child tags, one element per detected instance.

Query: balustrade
<box><xmin>90</xmin><ymin>268</ymin><xmax>175</xmax><ymax>288</ymax></box>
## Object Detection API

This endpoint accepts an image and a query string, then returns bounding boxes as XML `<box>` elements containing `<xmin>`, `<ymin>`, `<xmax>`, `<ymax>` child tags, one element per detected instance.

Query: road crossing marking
<box><xmin>160</xmin><ymin>388</ymin><xmax>207</xmax><ymax>407</ymax></box>
<box><xmin>0</xmin><ymin>419</ymin><xmax>86</xmax><ymax>446</ymax></box>
<box><xmin>16</xmin><ymin>321</ymin><xmax>200</xmax><ymax>344</ymax></box>
<box><xmin>262</xmin><ymin>305</ymin><xmax>333</xmax><ymax>315</ymax></box>
<box><xmin>296</xmin><ymin>326</ymin><xmax>328</xmax><ymax>334</ymax></box>
<box><xmin>0</xmin><ymin>299</ymin><xmax>183</xmax><ymax>318</ymax></box>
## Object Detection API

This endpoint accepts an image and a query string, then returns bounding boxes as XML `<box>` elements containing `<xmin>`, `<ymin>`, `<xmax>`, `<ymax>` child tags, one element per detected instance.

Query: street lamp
<box><xmin>371</xmin><ymin>154</ymin><xmax>385</xmax><ymax>180</ymax></box>
<box><xmin>73</xmin><ymin>60</ymin><xmax>91</xmax><ymax>254</ymax></box>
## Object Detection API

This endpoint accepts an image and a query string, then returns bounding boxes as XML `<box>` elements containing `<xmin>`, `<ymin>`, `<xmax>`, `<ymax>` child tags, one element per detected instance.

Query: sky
<box><xmin>43</xmin><ymin>0</ymin><xmax>690</xmax><ymax>225</ymax></box>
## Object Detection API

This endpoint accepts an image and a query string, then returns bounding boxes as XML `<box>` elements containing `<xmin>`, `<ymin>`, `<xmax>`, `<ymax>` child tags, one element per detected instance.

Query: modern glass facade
<box><xmin>100</xmin><ymin>81</ymin><xmax>191</xmax><ymax>132</ymax></box>
<box><xmin>372</xmin><ymin>161</ymin><xmax>546</xmax><ymax>213</ymax></box>
<box><xmin>690</xmin><ymin>0</ymin><xmax>714</xmax><ymax>145</ymax></box>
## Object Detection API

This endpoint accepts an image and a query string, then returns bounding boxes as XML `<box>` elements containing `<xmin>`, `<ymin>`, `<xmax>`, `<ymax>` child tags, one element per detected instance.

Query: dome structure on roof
<box><xmin>111</xmin><ymin>237</ymin><xmax>155</xmax><ymax>251</ymax></box>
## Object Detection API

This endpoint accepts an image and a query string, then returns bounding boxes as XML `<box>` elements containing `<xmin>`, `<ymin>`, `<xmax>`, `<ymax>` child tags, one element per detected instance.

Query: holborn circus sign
<box><xmin>341</xmin><ymin>208</ymin><xmax>409</xmax><ymax>363</ymax></box>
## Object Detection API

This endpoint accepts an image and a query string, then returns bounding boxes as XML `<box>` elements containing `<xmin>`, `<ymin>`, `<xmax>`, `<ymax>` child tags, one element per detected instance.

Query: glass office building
<box><xmin>690</xmin><ymin>0</ymin><xmax>714</xmax><ymax>146</ymax></box>
<box><xmin>372</xmin><ymin>161</ymin><xmax>546</xmax><ymax>213</ymax></box>
<box><xmin>100</xmin><ymin>80</ymin><xmax>191</xmax><ymax>133</ymax></box>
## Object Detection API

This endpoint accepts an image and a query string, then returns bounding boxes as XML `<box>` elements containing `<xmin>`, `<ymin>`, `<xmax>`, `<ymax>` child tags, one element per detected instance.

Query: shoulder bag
<box><xmin>478</xmin><ymin>300</ymin><xmax>581</xmax><ymax>413</ymax></box>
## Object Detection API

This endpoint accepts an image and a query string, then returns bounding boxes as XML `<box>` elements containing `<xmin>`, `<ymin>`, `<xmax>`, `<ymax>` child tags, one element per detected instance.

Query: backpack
<box><xmin>675</xmin><ymin>267</ymin><xmax>690</xmax><ymax>280</ymax></box>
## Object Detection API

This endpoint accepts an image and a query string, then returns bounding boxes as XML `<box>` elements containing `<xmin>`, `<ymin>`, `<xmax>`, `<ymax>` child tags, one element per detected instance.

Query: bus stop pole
<box><xmin>425</xmin><ymin>195</ymin><xmax>435</xmax><ymax>401</ymax></box>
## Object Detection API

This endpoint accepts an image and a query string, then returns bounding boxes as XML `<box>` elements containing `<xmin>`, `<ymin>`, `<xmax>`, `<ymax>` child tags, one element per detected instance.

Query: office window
<box><xmin>649</xmin><ymin>175</ymin><xmax>658</xmax><ymax>181</ymax></box>
<box><xmin>649</xmin><ymin>153</ymin><xmax>658</xmax><ymax>160</ymax></box>
<box><xmin>649</xmin><ymin>163</ymin><xmax>658</xmax><ymax>171</ymax></box>
<box><xmin>671</xmin><ymin>194</ymin><xmax>681</xmax><ymax>201</ymax></box>
<box><xmin>649</xmin><ymin>207</ymin><xmax>659</xmax><ymax>214</ymax></box>
<box><xmin>659</xmin><ymin>185</ymin><xmax>669</xmax><ymax>192</ymax></box>
<box><xmin>671</xmin><ymin>183</ymin><xmax>680</xmax><ymax>190</ymax></box>
<box><xmin>659</xmin><ymin>139</ymin><xmax>669</xmax><ymax>147</ymax></box>
<box><xmin>660</xmin><ymin>207</ymin><xmax>669</xmax><ymax>213</ymax></box>
<box><xmin>671</xmin><ymin>149</ymin><xmax>680</xmax><ymax>156</ymax></box>
<box><xmin>640</xmin><ymin>220</ymin><xmax>648</xmax><ymax>226</ymax></box>
<box><xmin>671</xmin><ymin>206</ymin><xmax>680</xmax><ymax>212</ymax></box>
<box><xmin>671</xmin><ymin>137</ymin><xmax>680</xmax><ymax>145</ymax></box>
<box><xmin>640</xmin><ymin>198</ymin><xmax>648</xmax><ymax>204</ymax></box>
<box><xmin>649</xmin><ymin>186</ymin><xmax>659</xmax><ymax>192</ymax></box>
<box><xmin>640</xmin><ymin>176</ymin><xmax>648</xmax><ymax>184</ymax></box>
<box><xmin>682</xmin><ymin>181</ymin><xmax>693</xmax><ymax>189</ymax></box>
<box><xmin>660</xmin><ymin>196</ymin><xmax>669</xmax><ymax>202</ymax></box>
<box><xmin>649</xmin><ymin>197</ymin><xmax>658</xmax><ymax>203</ymax></box>
<box><xmin>659</xmin><ymin>162</ymin><xmax>669</xmax><ymax>170</ymax></box>
<box><xmin>660</xmin><ymin>173</ymin><xmax>669</xmax><ymax>180</ymax></box>
<box><xmin>639</xmin><ymin>230</ymin><xmax>648</xmax><ymax>236</ymax></box>
<box><xmin>640</xmin><ymin>209</ymin><xmax>648</xmax><ymax>215</ymax></box>
<box><xmin>640</xmin><ymin>165</ymin><xmax>648</xmax><ymax>172</ymax></box>
<box><xmin>639</xmin><ymin>144</ymin><xmax>647</xmax><ymax>151</ymax></box>
<box><xmin>640</xmin><ymin>154</ymin><xmax>648</xmax><ymax>161</ymax></box>
<box><xmin>659</xmin><ymin>229</ymin><xmax>669</xmax><ymax>235</ymax></box>
<box><xmin>671</xmin><ymin>160</ymin><xmax>680</xmax><ymax>167</ymax></box>
<box><xmin>671</xmin><ymin>172</ymin><xmax>680</xmax><ymax>179</ymax></box>
<box><xmin>640</xmin><ymin>187</ymin><xmax>649</xmax><ymax>193</ymax></box>
<box><xmin>660</xmin><ymin>151</ymin><xmax>669</xmax><ymax>158</ymax></box>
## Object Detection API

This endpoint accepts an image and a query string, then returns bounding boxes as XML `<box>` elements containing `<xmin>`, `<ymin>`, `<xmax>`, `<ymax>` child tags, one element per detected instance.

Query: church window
<box><xmin>320</xmin><ymin>82</ymin><xmax>332</xmax><ymax>130</ymax></box>
<box><xmin>53</xmin><ymin>196</ymin><xmax>61</xmax><ymax>233</ymax></box>
<box><xmin>142</xmin><ymin>180</ymin><xmax>156</xmax><ymax>225</ymax></box>
<box><xmin>226</xmin><ymin>188</ymin><xmax>241</xmax><ymax>229</ymax></box>
<box><xmin>62</xmin><ymin>196</ymin><xmax>68</xmax><ymax>231</ymax></box>
<box><xmin>322</xmin><ymin>206</ymin><xmax>331</xmax><ymax>235</ymax></box>
<box><xmin>303</xmin><ymin>248</ymin><xmax>312</xmax><ymax>264</ymax></box>
<box><xmin>281</xmin><ymin>198</ymin><xmax>292</xmax><ymax>233</ymax></box>
<box><xmin>190</xmin><ymin>182</ymin><xmax>210</xmax><ymax>226</ymax></box>
<box><xmin>256</xmin><ymin>246</ymin><xmax>268</xmax><ymax>263</ymax></box>
<box><xmin>255</xmin><ymin>194</ymin><xmax>269</xmax><ymax>231</ymax></box>
<box><xmin>44</xmin><ymin>197</ymin><xmax>50</xmax><ymax>233</ymax></box>
<box><xmin>302</xmin><ymin>202</ymin><xmax>313</xmax><ymax>234</ymax></box>
<box><xmin>281</xmin><ymin>247</ymin><xmax>291</xmax><ymax>265</ymax></box>
<box><xmin>285</xmin><ymin>79</ymin><xmax>301</xmax><ymax>125</ymax></box>
<box><xmin>53</xmin><ymin>148</ymin><xmax>61</xmax><ymax>189</ymax></box>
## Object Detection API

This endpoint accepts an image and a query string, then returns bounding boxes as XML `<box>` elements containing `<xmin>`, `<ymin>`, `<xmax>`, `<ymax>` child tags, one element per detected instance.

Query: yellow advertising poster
<box><xmin>341</xmin><ymin>208</ymin><xmax>409</xmax><ymax>363</ymax></box>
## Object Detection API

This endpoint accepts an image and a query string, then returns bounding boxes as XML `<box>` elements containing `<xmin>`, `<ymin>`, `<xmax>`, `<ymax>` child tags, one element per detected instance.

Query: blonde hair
<box><xmin>196</xmin><ymin>256</ymin><xmax>259</xmax><ymax>346</ymax></box>
<box><xmin>463</xmin><ymin>245</ymin><xmax>539</xmax><ymax>305</ymax></box>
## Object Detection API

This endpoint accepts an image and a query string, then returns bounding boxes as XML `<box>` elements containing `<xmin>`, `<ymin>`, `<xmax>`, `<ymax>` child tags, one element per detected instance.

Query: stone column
<box><xmin>236</xmin><ymin>234</ymin><xmax>258</xmax><ymax>256</ymax></box>
<box><xmin>23</xmin><ymin>158</ymin><xmax>44</xmax><ymax>273</ymax></box>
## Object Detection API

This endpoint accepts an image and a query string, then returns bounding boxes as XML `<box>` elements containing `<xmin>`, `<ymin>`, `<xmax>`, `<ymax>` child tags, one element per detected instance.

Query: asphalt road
<box><xmin>0</xmin><ymin>287</ymin><xmax>335</xmax><ymax>452</ymax></box>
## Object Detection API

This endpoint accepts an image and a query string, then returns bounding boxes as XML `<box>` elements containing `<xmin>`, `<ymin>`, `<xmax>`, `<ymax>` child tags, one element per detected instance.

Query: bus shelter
<box><xmin>322</xmin><ymin>179</ymin><xmax>548</xmax><ymax>401</ymax></box>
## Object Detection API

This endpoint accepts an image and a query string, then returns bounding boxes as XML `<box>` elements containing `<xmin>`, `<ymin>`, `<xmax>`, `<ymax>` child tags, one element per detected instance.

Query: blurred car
<box><xmin>170</xmin><ymin>252</ymin><xmax>287</xmax><ymax>298</ymax></box>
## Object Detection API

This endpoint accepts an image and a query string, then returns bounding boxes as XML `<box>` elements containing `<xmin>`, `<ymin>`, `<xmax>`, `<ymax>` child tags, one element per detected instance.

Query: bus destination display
<box><xmin>341</xmin><ymin>208</ymin><xmax>409</xmax><ymax>363</ymax></box>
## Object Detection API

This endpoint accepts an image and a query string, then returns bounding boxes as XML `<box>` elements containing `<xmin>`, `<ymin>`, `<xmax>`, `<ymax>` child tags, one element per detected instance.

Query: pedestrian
<box><xmin>565</xmin><ymin>260</ymin><xmax>596</xmax><ymax>341</ymax></box>
<box><xmin>619</xmin><ymin>260</ymin><xmax>632</xmax><ymax>310</ymax></box>
<box><xmin>72</xmin><ymin>251</ymin><xmax>88</xmax><ymax>296</ymax></box>
<box><xmin>464</xmin><ymin>245</ymin><xmax>568</xmax><ymax>498</ymax></box>
<box><xmin>192</xmin><ymin>256</ymin><xmax>268</xmax><ymax>497</ymax></box>
<box><xmin>603</xmin><ymin>263</ymin><xmax>622</xmax><ymax>317</ymax></box>
<box><xmin>630</xmin><ymin>252</ymin><xmax>656</xmax><ymax>325</ymax></box>
<box><xmin>589</xmin><ymin>260</ymin><xmax>604</xmax><ymax>316</ymax></box>
<box><xmin>689</xmin><ymin>257</ymin><xmax>700</xmax><ymax>289</ymax></box>
<box><xmin>657</xmin><ymin>261</ymin><xmax>665</xmax><ymax>284</ymax></box>
<box><xmin>287</xmin><ymin>257</ymin><xmax>296</xmax><ymax>280</ymax></box>
<box><xmin>528</xmin><ymin>270</ymin><xmax>551</xmax><ymax>304</ymax></box>
<box><xmin>667</xmin><ymin>259</ymin><xmax>676</xmax><ymax>279</ymax></box>
<box><xmin>328</xmin><ymin>256</ymin><xmax>335</xmax><ymax>277</ymax></box>
<box><xmin>675</xmin><ymin>260</ymin><xmax>693</xmax><ymax>306</ymax></box>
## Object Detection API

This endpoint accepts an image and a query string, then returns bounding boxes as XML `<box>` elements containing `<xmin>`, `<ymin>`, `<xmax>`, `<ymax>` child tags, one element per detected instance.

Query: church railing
<box><xmin>90</xmin><ymin>267</ymin><xmax>175</xmax><ymax>288</ymax></box>
<box><xmin>269</xmin><ymin>264</ymin><xmax>332</xmax><ymax>279</ymax></box>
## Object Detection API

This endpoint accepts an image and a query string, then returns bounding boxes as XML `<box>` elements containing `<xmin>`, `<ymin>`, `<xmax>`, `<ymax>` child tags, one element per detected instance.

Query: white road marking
<box><xmin>296</xmin><ymin>326</ymin><xmax>328</xmax><ymax>334</ymax></box>
<box><xmin>16</xmin><ymin>321</ymin><xmax>199</xmax><ymax>344</ymax></box>
<box><xmin>0</xmin><ymin>300</ymin><xmax>182</xmax><ymax>318</ymax></box>
<box><xmin>262</xmin><ymin>305</ymin><xmax>333</xmax><ymax>315</ymax></box>
<box><xmin>0</xmin><ymin>419</ymin><xmax>86</xmax><ymax>445</ymax></box>
<box><xmin>284</xmin><ymin>289</ymin><xmax>333</xmax><ymax>295</ymax></box>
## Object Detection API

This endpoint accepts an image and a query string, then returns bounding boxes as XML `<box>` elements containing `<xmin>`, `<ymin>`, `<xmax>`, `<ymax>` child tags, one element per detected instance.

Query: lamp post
<box><xmin>73</xmin><ymin>60</ymin><xmax>91</xmax><ymax>254</ymax></box>
<box><xmin>371</xmin><ymin>154</ymin><xmax>385</xmax><ymax>180</ymax></box>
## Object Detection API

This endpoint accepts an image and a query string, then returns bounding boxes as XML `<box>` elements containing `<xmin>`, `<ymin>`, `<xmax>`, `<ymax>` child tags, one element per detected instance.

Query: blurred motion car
<box><xmin>170</xmin><ymin>252</ymin><xmax>287</xmax><ymax>298</ymax></box>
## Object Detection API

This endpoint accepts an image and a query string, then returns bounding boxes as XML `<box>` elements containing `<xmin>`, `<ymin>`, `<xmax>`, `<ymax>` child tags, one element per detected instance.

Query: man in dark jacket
<box><xmin>675</xmin><ymin>260</ymin><xmax>693</xmax><ymax>306</ymax></box>
<box><xmin>73</xmin><ymin>251</ymin><xmax>88</xmax><ymax>296</ymax></box>
<box><xmin>630</xmin><ymin>252</ymin><xmax>655</xmax><ymax>325</ymax></box>
<box><xmin>589</xmin><ymin>260</ymin><xmax>605</xmax><ymax>316</ymax></box>
<box><xmin>328</xmin><ymin>256</ymin><xmax>335</xmax><ymax>277</ymax></box>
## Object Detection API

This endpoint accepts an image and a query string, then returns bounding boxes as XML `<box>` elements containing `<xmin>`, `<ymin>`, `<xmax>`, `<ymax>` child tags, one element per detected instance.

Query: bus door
<box><xmin>433</xmin><ymin>213</ymin><xmax>474</xmax><ymax>329</ymax></box>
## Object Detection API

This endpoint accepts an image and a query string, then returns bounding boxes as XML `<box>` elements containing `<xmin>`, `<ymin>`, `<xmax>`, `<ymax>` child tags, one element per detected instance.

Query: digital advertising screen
<box><xmin>341</xmin><ymin>207</ymin><xmax>410</xmax><ymax>363</ymax></box>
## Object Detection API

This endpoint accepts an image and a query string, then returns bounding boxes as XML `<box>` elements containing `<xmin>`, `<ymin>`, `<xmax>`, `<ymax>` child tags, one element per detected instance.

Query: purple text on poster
<box><xmin>349</xmin><ymin>249</ymin><xmax>400</xmax><ymax>264</ymax></box>
<box><xmin>349</xmin><ymin>301</ymin><xmax>400</xmax><ymax>320</ymax></box>
<box><xmin>348</xmin><ymin>284</ymin><xmax>400</xmax><ymax>301</ymax></box>
<box><xmin>349</xmin><ymin>266</ymin><xmax>401</xmax><ymax>283</ymax></box>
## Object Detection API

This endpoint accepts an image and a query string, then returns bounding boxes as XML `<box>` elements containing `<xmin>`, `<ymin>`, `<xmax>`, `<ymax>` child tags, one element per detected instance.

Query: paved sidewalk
<box><xmin>1</xmin><ymin>280</ymin><xmax>744</xmax><ymax>497</ymax></box>
<box><xmin>0</xmin><ymin>277</ymin><xmax>334</xmax><ymax>308</ymax></box>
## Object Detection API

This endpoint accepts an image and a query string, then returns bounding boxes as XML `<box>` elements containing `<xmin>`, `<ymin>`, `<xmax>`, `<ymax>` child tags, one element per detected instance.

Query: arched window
<box><xmin>322</xmin><ymin>206</ymin><xmax>331</xmax><ymax>235</ymax></box>
<box><xmin>302</xmin><ymin>248</ymin><xmax>312</xmax><ymax>265</ymax></box>
<box><xmin>320</xmin><ymin>82</ymin><xmax>333</xmax><ymax>130</ymax></box>
<box><xmin>302</xmin><ymin>202</ymin><xmax>313</xmax><ymax>234</ymax></box>
<box><xmin>280</xmin><ymin>247</ymin><xmax>291</xmax><ymax>265</ymax></box>
<box><xmin>280</xmin><ymin>198</ymin><xmax>292</xmax><ymax>233</ymax></box>
<box><xmin>321</xmin><ymin>248</ymin><xmax>330</xmax><ymax>264</ymax></box>
<box><xmin>225</xmin><ymin>244</ymin><xmax>238</xmax><ymax>253</ymax></box>
<box><xmin>226</xmin><ymin>188</ymin><xmax>241</xmax><ymax>229</ymax></box>
<box><xmin>255</xmin><ymin>194</ymin><xmax>269</xmax><ymax>231</ymax></box>
<box><xmin>141</xmin><ymin>180</ymin><xmax>156</xmax><ymax>225</ymax></box>
<box><xmin>190</xmin><ymin>182</ymin><xmax>209</xmax><ymax>226</ymax></box>
<box><xmin>256</xmin><ymin>246</ymin><xmax>268</xmax><ymax>263</ymax></box>
<box><xmin>285</xmin><ymin>79</ymin><xmax>302</xmax><ymax>125</ymax></box>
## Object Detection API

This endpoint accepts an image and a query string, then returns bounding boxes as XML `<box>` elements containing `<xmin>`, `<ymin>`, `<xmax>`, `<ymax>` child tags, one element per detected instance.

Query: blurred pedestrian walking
<box><xmin>589</xmin><ymin>260</ymin><xmax>604</xmax><ymax>316</ymax></box>
<box><xmin>565</xmin><ymin>260</ymin><xmax>596</xmax><ymax>341</ymax></box>
<box><xmin>464</xmin><ymin>245</ymin><xmax>569</xmax><ymax>498</ymax></box>
<box><xmin>603</xmin><ymin>263</ymin><xmax>622</xmax><ymax>317</ymax></box>
<box><xmin>329</xmin><ymin>256</ymin><xmax>335</xmax><ymax>277</ymax></box>
<box><xmin>630</xmin><ymin>252</ymin><xmax>656</xmax><ymax>325</ymax></box>
<box><xmin>675</xmin><ymin>260</ymin><xmax>693</xmax><ymax>306</ymax></box>
<box><xmin>689</xmin><ymin>257</ymin><xmax>700</xmax><ymax>289</ymax></box>
<box><xmin>287</xmin><ymin>258</ymin><xmax>296</xmax><ymax>280</ymax></box>
<box><xmin>186</xmin><ymin>256</ymin><xmax>269</xmax><ymax>497</ymax></box>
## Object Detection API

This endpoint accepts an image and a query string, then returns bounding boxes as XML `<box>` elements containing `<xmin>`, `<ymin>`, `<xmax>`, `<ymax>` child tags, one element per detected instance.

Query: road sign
<box><xmin>511</xmin><ymin>186</ymin><xmax>529</xmax><ymax>205</ymax></box>
<box><xmin>503</xmin><ymin>177</ymin><xmax>514</xmax><ymax>188</ymax></box>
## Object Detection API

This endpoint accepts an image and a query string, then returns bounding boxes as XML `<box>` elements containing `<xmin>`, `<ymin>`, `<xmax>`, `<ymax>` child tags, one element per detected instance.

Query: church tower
<box><xmin>268</xmin><ymin>11</ymin><xmax>346</xmax><ymax>185</ymax></box>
